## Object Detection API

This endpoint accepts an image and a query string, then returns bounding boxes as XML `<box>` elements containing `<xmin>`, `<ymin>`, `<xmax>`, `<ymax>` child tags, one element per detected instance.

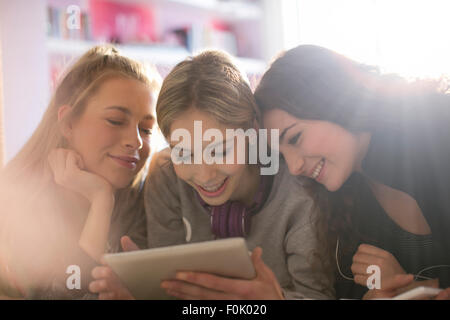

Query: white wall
<box><xmin>261</xmin><ymin>0</ymin><xmax>285</xmax><ymax>62</ymax></box>
<box><xmin>0</xmin><ymin>0</ymin><xmax>49</xmax><ymax>163</ymax></box>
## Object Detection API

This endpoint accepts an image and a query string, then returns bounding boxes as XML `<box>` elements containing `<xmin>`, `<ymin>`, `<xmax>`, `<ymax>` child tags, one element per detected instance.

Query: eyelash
<box><xmin>288</xmin><ymin>132</ymin><xmax>302</xmax><ymax>145</ymax></box>
<box><xmin>140</xmin><ymin>128</ymin><xmax>152</xmax><ymax>135</ymax></box>
<box><xmin>173</xmin><ymin>147</ymin><xmax>232</xmax><ymax>162</ymax></box>
<box><xmin>212</xmin><ymin>146</ymin><xmax>232</xmax><ymax>156</ymax></box>
<box><xmin>107</xmin><ymin>119</ymin><xmax>123</xmax><ymax>126</ymax></box>
<box><xmin>107</xmin><ymin>120</ymin><xmax>152</xmax><ymax>135</ymax></box>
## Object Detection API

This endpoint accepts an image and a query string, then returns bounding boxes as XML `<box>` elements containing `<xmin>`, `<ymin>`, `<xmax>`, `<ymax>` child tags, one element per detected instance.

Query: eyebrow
<box><xmin>106</xmin><ymin>106</ymin><xmax>154</xmax><ymax>120</ymax></box>
<box><xmin>106</xmin><ymin>106</ymin><xmax>130</xmax><ymax>115</ymax></box>
<box><xmin>169</xmin><ymin>138</ymin><xmax>229</xmax><ymax>151</ymax></box>
<box><xmin>280</xmin><ymin>123</ymin><xmax>296</xmax><ymax>143</ymax></box>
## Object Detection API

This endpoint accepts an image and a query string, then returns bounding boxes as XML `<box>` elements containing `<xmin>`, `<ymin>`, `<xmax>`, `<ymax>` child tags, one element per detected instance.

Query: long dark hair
<box><xmin>255</xmin><ymin>44</ymin><xmax>450</xmax><ymax>267</ymax></box>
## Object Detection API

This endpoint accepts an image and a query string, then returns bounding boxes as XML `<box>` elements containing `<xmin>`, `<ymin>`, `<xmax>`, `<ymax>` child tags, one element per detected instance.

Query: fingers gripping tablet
<box><xmin>103</xmin><ymin>237</ymin><xmax>256</xmax><ymax>299</ymax></box>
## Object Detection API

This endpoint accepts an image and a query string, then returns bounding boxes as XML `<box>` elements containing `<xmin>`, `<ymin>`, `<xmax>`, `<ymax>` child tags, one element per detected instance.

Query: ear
<box><xmin>57</xmin><ymin>105</ymin><xmax>73</xmax><ymax>140</ymax></box>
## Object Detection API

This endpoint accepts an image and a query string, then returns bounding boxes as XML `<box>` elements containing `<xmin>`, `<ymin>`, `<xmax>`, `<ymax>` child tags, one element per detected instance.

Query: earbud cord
<box><xmin>335</xmin><ymin>238</ymin><xmax>450</xmax><ymax>282</ymax></box>
<box><xmin>336</xmin><ymin>238</ymin><xmax>354</xmax><ymax>281</ymax></box>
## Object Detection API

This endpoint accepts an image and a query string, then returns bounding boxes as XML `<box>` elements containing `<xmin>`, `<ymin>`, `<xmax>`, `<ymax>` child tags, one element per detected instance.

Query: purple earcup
<box><xmin>229</xmin><ymin>202</ymin><xmax>246</xmax><ymax>237</ymax></box>
<box><xmin>197</xmin><ymin>174</ymin><xmax>272</xmax><ymax>239</ymax></box>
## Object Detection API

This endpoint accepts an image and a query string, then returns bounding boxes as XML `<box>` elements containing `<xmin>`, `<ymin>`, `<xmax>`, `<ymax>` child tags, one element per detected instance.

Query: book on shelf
<box><xmin>47</xmin><ymin>6</ymin><xmax>92</xmax><ymax>41</ymax></box>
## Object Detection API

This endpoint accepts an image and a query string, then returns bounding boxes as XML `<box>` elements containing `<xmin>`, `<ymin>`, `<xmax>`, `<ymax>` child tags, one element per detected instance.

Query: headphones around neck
<box><xmin>197</xmin><ymin>174</ymin><xmax>272</xmax><ymax>239</ymax></box>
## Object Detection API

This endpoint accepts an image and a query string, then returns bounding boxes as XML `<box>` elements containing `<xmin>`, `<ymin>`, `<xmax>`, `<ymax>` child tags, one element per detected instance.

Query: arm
<box><xmin>88</xmin><ymin>152</ymin><xmax>186</xmax><ymax>300</ymax></box>
<box><xmin>282</xmin><ymin>218</ymin><xmax>336</xmax><ymax>300</ymax></box>
<box><xmin>351</xmin><ymin>244</ymin><xmax>406</xmax><ymax>286</ymax></box>
<box><xmin>352</xmin><ymin>244</ymin><xmax>444</xmax><ymax>299</ymax></box>
<box><xmin>361</xmin><ymin>114</ymin><xmax>450</xmax><ymax>287</ymax></box>
<box><xmin>48</xmin><ymin>148</ymin><xmax>115</xmax><ymax>262</ymax></box>
<box><xmin>1</xmin><ymin>206</ymin><xmax>100</xmax><ymax>299</ymax></box>
<box><xmin>78</xmin><ymin>192</ymin><xmax>115</xmax><ymax>261</ymax></box>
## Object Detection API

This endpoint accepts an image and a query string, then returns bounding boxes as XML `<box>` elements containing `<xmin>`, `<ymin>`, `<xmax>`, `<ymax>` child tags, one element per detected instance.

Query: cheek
<box><xmin>325</xmin><ymin>136</ymin><xmax>357</xmax><ymax>188</ymax></box>
<box><xmin>73</xmin><ymin>122</ymin><xmax>113</xmax><ymax>152</ymax></box>
<box><xmin>173</xmin><ymin>165</ymin><xmax>192</xmax><ymax>182</ymax></box>
<box><xmin>302</xmin><ymin>129</ymin><xmax>342</xmax><ymax>159</ymax></box>
<box><xmin>217</xmin><ymin>163</ymin><xmax>246</xmax><ymax>179</ymax></box>
<box><xmin>297</xmin><ymin>137</ymin><xmax>324</xmax><ymax>157</ymax></box>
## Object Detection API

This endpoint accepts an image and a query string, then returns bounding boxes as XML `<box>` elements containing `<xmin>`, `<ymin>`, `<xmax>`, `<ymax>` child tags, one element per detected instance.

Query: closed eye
<box><xmin>107</xmin><ymin>119</ymin><xmax>123</xmax><ymax>126</ymax></box>
<box><xmin>140</xmin><ymin>128</ymin><xmax>152</xmax><ymax>135</ymax></box>
<box><xmin>212</xmin><ymin>146</ymin><xmax>232</xmax><ymax>157</ymax></box>
<box><xmin>288</xmin><ymin>132</ymin><xmax>302</xmax><ymax>145</ymax></box>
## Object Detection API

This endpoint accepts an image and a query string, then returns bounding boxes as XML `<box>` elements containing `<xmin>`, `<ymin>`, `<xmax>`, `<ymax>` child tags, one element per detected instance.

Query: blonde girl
<box><xmin>0</xmin><ymin>45</ymin><xmax>160</xmax><ymax>299</ymax></box>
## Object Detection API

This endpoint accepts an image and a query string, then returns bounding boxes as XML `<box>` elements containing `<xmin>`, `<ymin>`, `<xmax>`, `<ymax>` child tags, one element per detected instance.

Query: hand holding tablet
<box><xmin>103</xmin><ymin>237</ymin><xmax>256</xmax><ymax>299</ymax></box>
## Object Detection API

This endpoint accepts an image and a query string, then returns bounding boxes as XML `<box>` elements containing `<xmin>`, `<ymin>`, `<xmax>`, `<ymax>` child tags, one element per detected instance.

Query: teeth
<box><xmin>202</xmin><ymin>179</ymin><xmax>225</xmax><ymax>192</ymax></box>
<box><xmin>311</xmin><ymin>159</ymin><xmax>325</xmax><ymax>179</ymax></box>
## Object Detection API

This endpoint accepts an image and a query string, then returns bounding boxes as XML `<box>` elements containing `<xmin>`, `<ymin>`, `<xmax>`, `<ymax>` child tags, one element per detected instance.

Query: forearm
<box><xmin>79</xmin><ymin>192</ymin><xmax>115</xmax><ymax>262</ymax></box>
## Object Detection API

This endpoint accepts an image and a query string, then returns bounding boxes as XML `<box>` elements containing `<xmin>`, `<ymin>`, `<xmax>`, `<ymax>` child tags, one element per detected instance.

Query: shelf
<box><xmin>47</xmin><ymin>37</ymin><xmax>266</xmax><ymax>75</ymax></box>
<box><xmin>111</xmin><ymin>0</ymin><xmax>263</xmax><ymax>22</ymax></box>
<box><xmin>47</xmin><ymin>37</ymin><xmax>189</xmax><ymax>65</ymax></box>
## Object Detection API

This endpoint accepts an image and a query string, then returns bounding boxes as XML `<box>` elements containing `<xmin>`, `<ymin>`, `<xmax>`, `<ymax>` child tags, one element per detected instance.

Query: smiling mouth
<box><xmin>108</xmin><ymin>154</ymin><xmax>139</xmax><ymax>169</ymax></box>
<box><xmin>196</xmin><ymin>178</ymin><xmax>229</xmax><ymax>197</ymax></box>
<box><xmin>311</xmin><ymin>158</ymin><xmax>325</xmax><ymax>179</ymax></box>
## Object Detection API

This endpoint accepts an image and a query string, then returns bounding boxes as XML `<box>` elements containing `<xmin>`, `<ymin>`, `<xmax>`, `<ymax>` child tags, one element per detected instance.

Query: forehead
<box><xmin>87</xmin><ymin>77</ymin><xmax>155</xmax><ymax>117</ymax></box>
<box><xmin>263</xmin><ymin>108</ymin><xmax>300</xmax><ymax>129</ymax></box>
<box><xmin>169</xmin><ymin>107</ymin><xmax>241</xmax><ymax>148</ymax></box>
<box><xmin>170</xmin><ymin>107</ymin><xmax>231</xmax><ymax>135</ymax></box>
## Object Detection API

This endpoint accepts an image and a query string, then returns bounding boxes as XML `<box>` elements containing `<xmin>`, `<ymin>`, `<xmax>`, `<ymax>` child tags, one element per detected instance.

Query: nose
<box><xmin>194</xmin><ymin>163</ymin><xmax>218</xmax><ymax>185</ymax></box>
<box><xmin>284</xmin><ymin>150</ymin><xmax>305</xmax><ymax>176</ymax></box>
<box><xmin>124</xmin><ymin>125</ymin><xmax>143</xmax><ymax>151</ymax></box>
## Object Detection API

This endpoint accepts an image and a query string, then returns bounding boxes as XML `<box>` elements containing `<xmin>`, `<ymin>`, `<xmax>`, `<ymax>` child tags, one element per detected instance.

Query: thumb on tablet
<box><xmin>251</xmin><ymin>247</ymin><xmax>267</xmax><ymax>275</ymax></box>
<box><xmin>121</xmin><ymin>236</ymin><xmax>140</xmax><ymax>252</ymax></box>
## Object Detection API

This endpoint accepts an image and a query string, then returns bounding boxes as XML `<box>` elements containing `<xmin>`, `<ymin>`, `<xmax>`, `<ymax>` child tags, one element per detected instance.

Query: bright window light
<box><xmin>281</xmin><ymin>0</ymin><xmax>450</xmax><ymax>78</ymax></box>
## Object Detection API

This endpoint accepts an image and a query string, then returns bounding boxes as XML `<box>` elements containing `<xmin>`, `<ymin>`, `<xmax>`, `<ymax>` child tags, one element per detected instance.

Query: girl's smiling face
<box><xmin>169</xmin><ymin>107</ymin><xmax>259</xmax><ymax>207</ymax></box>
<box><xmin>263</xmin><ymin>108</ymin><xmax>369</xmax><ymax>192</ymax></box>
<box><xmin>66</xmin><ymin>77</ymin><xmax>156</xmax><ymax>190</ymax></box>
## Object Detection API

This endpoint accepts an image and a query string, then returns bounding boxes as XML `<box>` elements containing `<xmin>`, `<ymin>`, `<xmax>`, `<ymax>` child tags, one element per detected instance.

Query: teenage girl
<box><xmin>254</xmin><ymin>44</ymin><xmax>450</xmax><ymax>299</ymax></box>
<box><xmin>0</xmin><ymin>45</ymin><xmax>160</xmax><ymax>299</ymax></box>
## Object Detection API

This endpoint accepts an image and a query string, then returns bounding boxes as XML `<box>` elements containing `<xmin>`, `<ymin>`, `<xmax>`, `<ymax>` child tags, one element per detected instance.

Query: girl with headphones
<box><xmin>89</xmin><ymin>50</ymin><xmax>335</xmax><ymax>300</ymax></box>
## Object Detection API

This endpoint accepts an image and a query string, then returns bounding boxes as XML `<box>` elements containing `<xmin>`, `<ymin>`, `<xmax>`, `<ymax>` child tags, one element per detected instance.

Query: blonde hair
<box><xmin>0</xmin><ymin>45</ymin><xmax>162</xmax><ymax>296</ymax></box>
<box><xmin>156</xmin><ymin>50</ymin><xmax>260</xmax><ymax>138</ymax></box>
<box><xmin>1</xmin><ymin>45</ymin><xmax>160</xmax><ymax>196</ymax></box>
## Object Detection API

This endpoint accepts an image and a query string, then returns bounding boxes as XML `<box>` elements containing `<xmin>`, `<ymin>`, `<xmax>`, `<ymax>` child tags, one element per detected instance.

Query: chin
<box><xmin>198</xmin><ymin>193</ymin><xmax>229</xmax><ymax>207</ymax></box>
<box><xmin>324</xmin><ymin>180</ymin><xmax>344</xmax><ymax>192</ymax></box>
<box><xmin>108</xmin><ymin>176</ymin><xmax>135</xmax><ymax>190</ymax></box>
<box><xmin>325</xmin><ymin>185</ymin><xmax>339</xmax><ymax>192</ymax></box>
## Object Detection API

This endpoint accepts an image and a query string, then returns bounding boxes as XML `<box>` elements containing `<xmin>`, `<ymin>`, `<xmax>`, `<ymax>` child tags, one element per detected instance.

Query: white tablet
<box><xmin>391</xmin><ymin>286</ymin><xmax>442</xmax><ymax>300</ymax></box>
<box><xmin>103</xmin><ymin>237</ymin><xmax>256</xmax><ymax>300</ymax></box>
